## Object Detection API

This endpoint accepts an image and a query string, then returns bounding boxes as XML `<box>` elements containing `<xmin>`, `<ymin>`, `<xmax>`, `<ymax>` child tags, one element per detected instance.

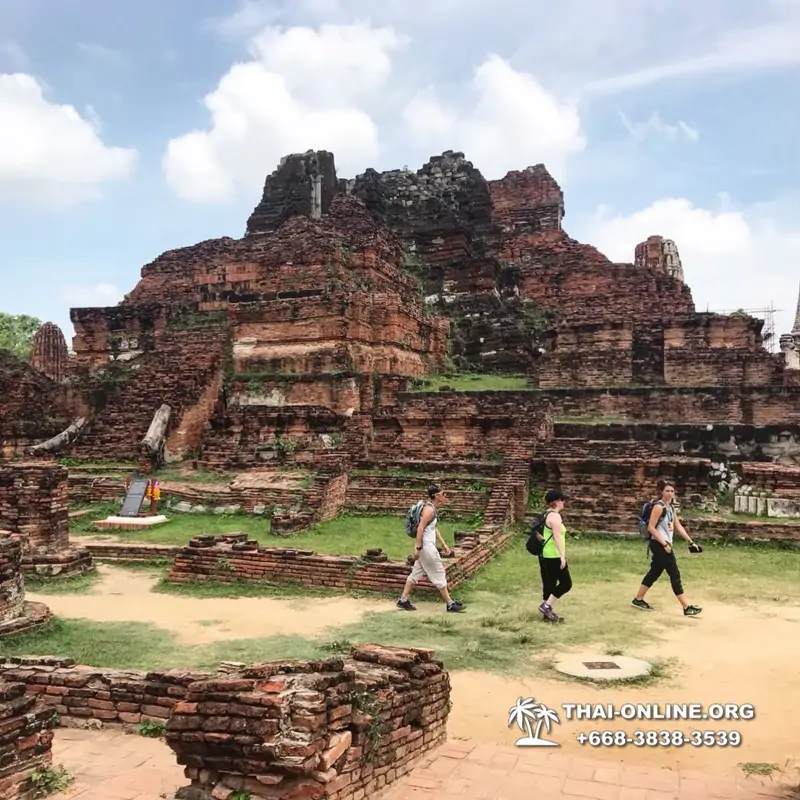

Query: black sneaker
<box><xmin>446</xmin><ymin>600</ymin><xmax>465</xmax><ymax>613</ymax></box>
<box><xmin>539</xmin><ymin>602</ymin><xmax>559</xmax><ymax>622</ymax></box>
<box><xmin>397</xmin><ymin>598</ymin><xmax>416</xmax><ymax>611</ymax></box>
<box><xmin>684</xmin><ymin>605</ymin><xmax>702</xmax><ymax>616</ymax></box>
<box><xmin>632</xmin><ymin>598</ymin><xmax>652</xmax><ymax>610</ymax></box>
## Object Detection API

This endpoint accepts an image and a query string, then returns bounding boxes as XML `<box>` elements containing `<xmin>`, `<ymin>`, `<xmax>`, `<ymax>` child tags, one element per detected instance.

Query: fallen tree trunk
<box><xmin>27</xmin><ymin>417</ymin><xmax>87</xmax><ymax>456</ymax></box>
<box><xmin>140</xmin><ymin>404</ymin><xmax>171</xmax><ymax>466</ymax></box>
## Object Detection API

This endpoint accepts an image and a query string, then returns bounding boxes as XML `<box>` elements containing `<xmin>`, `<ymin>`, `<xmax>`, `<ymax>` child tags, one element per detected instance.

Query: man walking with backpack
<box><xmin>397</xmin><ymin>484</ymin><xmax>465</xmax><ymax>613</ymax></box>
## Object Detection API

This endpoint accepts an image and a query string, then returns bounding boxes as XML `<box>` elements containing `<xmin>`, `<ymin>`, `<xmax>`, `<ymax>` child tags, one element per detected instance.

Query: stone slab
<box><xmin>553</xmin><ymin>654</ymin><xmax>652</xmax><ymax>681</ymax></box>
<box><xmin>93</xmin><ymin>515</ymin><xmax>168</xmax><ymax>531</ymax></box>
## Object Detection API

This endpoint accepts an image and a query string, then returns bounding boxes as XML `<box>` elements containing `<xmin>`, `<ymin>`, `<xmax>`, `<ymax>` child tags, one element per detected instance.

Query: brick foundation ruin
<box><xmin>0</xmin><ymin>464</ymin><xmax>93</xmax><ymax>577</ymax></box>
<box><xmin>0</xmin><ymin>679</ymin><xmax>56</xmax><ymax>799</ymax></box>
<box><xmin>0</xmin><ymin>533</ymin><xmax>52</xmax><ymax>640</ymax></box>
<box><xmin>0</xmin><ymin>644</ymin><xmax>451</xmax><ymax>800</ymax></box>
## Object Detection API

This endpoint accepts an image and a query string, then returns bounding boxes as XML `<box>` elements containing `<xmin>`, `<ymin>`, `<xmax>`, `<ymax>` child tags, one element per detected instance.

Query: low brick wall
<box><xmin>67</xmin><ymin>474</ymin><xmax>305</xmax><ymax>514</ymax></box>
<box><xmin>83</xmin><ymin>543</ymin><xmax>180</xmax><ymax>563</ymax></box>
<box><xmin>167</xmin><ymin>644</ymin><xmax>450</xmax><ymax>800</ymax></box>
<box><xmin>567</xmin><ymin>512</ymin><xmax>800</xmax><ymax>542</ymax></box>
<box><xmin>0</xmin><ymin>657</ymin><xmax>208</xmax><ymax>728</ymax></box>
<box><xmin>167</xmin><ymin>528</ymin><xmax>511</xmax><ymax>594</ymax></box>
<box><xmin>0</xmin><ymin>680</ymin><xmax>56</xmax><ymax>799</ymax></box>
<box><xmin>1</xmin><ymin>645</ymin><xmax>452</xmax><ymax>800</ymax></box>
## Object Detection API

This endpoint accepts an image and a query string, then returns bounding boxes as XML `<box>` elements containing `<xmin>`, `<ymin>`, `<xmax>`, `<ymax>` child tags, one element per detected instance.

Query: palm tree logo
<box><xmin>508</xmin><ymin>697</ymin><xmax>561</xmax><ymax>747</ymax></box>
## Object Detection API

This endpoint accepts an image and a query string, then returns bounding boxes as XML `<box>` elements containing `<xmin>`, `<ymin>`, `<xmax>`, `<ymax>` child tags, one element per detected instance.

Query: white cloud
<box><xmin>586</xmin><ymin>18</ymin><xmax>800</xmax><ymax>95</ymax></box>
<box><xmin>620</xmin><ymin>111</ymin><xmax>698</xmax><ymax>143</ymax></box>
<box><xmin>249</xmin><ymin>24</ymin><xmax>403</xmax><ymax>105</ymax></box>
<box><xmin>0</xmin><ymin>73</ymin><xmax>137</xmax><ymax>207</ymax></box>
<box><xmin>582</xmin><ymin>196</ymin><xmax>800</xmax><ymax>341</ymax></box>
<box><xmin>163</xmin><ymin>22</ymin><xmax>402</xmax><ymax>203</ymax></box>
<box><xmin>402</xmin><ymin>55</ymin><xmax>585</xmax><ymax>181</ymax></box>
<box><xmin>60</xmin><ymin>283</ymin><xmax>125</xmax><ymax>307</ymax></box>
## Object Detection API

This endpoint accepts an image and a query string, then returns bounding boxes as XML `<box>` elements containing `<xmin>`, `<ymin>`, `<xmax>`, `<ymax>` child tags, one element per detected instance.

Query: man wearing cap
<box><xmin>397</xmin><ymin>484</ymin><xmax>465</xmax><ymax>613</ymax></box>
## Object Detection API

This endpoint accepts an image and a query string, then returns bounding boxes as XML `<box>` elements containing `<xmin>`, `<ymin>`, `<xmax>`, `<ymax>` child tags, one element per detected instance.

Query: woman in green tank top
<box><xmin>538</xmin><ymin>489</ymin><xmax>572</xmax><ymax>623</ymax></box>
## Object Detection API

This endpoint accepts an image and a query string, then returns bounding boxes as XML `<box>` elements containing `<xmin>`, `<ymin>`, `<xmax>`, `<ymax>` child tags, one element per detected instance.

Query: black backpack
<box><xmin>638</xmin><ymin>499</ymin><xmax>667</xmax><ymax>540</ymax></box>
<box><xmin>525</xmin><ymin>510</ymin><xmax>553</xmax><ymax>556</ymax></box>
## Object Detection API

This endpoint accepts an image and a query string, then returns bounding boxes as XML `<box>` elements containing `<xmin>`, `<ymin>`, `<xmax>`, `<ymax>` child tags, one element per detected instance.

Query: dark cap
<box><xmin>544</xmin><ymin>489</ymin><xmax>567</xmax><ymax>504</ymax></box>
<box><xmin>428</xmin><ymin>484</ymin><xmax>443</xmax><ymax>498</ymax></box>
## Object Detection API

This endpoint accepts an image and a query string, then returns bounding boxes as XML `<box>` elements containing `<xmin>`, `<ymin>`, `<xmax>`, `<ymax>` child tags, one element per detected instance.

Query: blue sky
<box><xmin>2</xmin><ymin>0</ymin><xmax>799</xmax><ymax>346</ymax></box>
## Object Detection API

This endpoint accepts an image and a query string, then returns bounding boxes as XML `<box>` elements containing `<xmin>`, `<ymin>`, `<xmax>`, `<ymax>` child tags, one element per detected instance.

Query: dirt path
<box><xmin>27</xmin><ymin>565</ymin><xmax>390</xmax><ymax>643</ymax></box>
<box><xmin>449</xmin><ymin>602</ymin><xmax>800</xmax><ymax>772</ymax></box>
<box><xmin>30</xmin><ymin>567</ymin><xmax>800</xmax><ymax>773</ymax></box>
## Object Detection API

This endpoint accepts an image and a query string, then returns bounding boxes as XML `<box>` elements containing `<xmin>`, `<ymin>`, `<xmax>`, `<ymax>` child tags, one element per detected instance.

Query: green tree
<box><xmin>0</xmin><ymin>312</ymin><xmax>42</xmax><ymax>359</ymax></box>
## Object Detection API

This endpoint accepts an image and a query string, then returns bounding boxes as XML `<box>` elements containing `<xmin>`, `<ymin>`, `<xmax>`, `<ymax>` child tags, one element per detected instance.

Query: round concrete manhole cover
<box><xmin>554</xmin><ymin>655</ymin><xmax>652</xmax><ymax>681</ymax></box>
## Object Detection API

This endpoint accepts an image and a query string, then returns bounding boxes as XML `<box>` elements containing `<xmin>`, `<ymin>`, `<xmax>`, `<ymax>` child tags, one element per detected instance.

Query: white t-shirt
<box><xmin>420</xmin><ymin>503</ymin><xmax>438</xmax><ymax>546</ymax></box>
<box><xmin>655</xmin><ymin>502</ymin><xmax>675</xmax><ymax>544</ymax></box>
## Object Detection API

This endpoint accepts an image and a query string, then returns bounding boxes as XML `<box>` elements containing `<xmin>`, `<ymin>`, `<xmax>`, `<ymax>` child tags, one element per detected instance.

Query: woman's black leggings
<box><xmin>539</xmin><ymin>557</ymin><xmax>572</xmax><ymax>600</ymax></box>
<box><xmin>642</xmin><ymin>540</ymin><xmax>684</xmax><ymax>595</ymax></box>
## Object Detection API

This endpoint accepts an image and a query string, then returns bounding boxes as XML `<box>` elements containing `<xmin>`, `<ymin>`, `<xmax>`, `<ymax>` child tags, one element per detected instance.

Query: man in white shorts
<box><xmin>397</xmin><ymin>484</ymin><xmax>465</xmax><ymax>612</ymax></box>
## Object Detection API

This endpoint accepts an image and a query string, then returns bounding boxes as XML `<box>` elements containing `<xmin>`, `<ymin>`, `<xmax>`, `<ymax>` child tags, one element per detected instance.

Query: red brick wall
<box><xmin>371</xmin><ymin>394</ymin><xmax>552</xmax><ymax>461</ymax></box>
<box><xmin>166</xmin><ymin>644</ymin><xmax>450</xmax><ymax>800</ymax></box>
<box><xmin>544</xmin><ymin>386</ymin><xmax>800</xmax><ymax>425</ymax></box>
<box><xmin>0</xmin><ymin>678</ymin><xmax>55</xmax><ymax>799</ymax></box>
<box><xmin>167</xmin><ymin>529</ymin><xmax>510</xmax><ymax>594</ymax></box>
<box><xmin>530</xmin><ymin>457</ymin><xmax>712</xmax><ymax>522</ymax></box>
<box><xmin>1</xmin><ymin>644</ymin><xmax>454</xmax><ymax>800</ymax></box>
<box><xmin>231</xmin><ymin>293</ymin><xmax>448</xmax><ymax>376</ymax></box>
<box><xmin>0</xmin><ymin>658</ymin><xmax>206</xmax><ymax>728</ymax></box>
<box><xmin>344</xmin><ymin>487</ymin><xmax>487</xmax><ymax>516</ymax></box>
<box><xmin>569</xmin><ymin>514</ymin><xmax>800</xmax><ymax>542</ymax></box>
<box><xmin>0</xmin><ymin>463</ymin><xmax>69</xmax><ymax>553</ymax></box>
<box><xmin>488</xmin><ymin>165</ymin><xmax>564</xmax><ymax>232</ymax></box>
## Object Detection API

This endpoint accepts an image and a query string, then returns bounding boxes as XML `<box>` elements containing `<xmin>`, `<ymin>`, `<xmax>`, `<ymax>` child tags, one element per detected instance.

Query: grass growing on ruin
<box><xmin>13</xmin><ymin>531</ymin><xmax>798</xmax><ymax>676</ymax></box>
<box><xmin>69</xmin><ymin>506</ymin><xmax>474</xmax><ymax>561</ymax></box>
<box><xmin>408</xmin><ymin>373</ymin><xmax>532</xmax><ymax>392</ymax></box>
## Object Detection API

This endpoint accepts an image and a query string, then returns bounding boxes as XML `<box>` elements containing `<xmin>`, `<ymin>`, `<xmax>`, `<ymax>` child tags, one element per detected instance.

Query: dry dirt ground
<box><xmin>29</xmin><ymin>565</ymin><xmax>800</xmax><ymax>777</ymax></box>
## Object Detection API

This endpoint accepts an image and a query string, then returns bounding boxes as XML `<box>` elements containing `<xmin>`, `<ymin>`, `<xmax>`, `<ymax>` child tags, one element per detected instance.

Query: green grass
<box><xmin>151</xmin><ymin>466</ymin><xmax>241</xmax><ymax>484</ymax></box>
<box><xmin>10</xmin><ymin>531</ymin><xmax>798</xmax><ymax>677</ymax></box>
<box><xmin>70</xmin><ymin>507</ymin><xmax>472</xmax><ymax>561</ymax></box>
<box><xmin>25</xmin><ymin>570</ymin><xmax>101</xmax><ymax>595</ymax></box>
<box><xmin>408</xmin><ymin>373</ymin><xmax>532</xmax><ymax>392</ymax></box>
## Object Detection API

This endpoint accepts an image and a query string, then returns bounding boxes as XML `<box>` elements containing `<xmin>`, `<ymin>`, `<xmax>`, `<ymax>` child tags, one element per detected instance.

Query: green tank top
<box><xmin>541</xmin><ymin>515</ymin><xmax>566</xmax><ymax>559</ymax></box>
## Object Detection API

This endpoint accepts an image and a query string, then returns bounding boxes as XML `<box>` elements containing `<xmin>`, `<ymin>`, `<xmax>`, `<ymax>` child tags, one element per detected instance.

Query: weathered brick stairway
<box><xmin>69</xmin><ymin>328</ymin><xmax>226</xmax><ymax>462</ymax></box>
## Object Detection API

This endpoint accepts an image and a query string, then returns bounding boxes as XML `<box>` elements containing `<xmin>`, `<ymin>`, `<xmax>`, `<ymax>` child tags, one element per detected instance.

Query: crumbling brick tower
<box><xmin>28</xmin><ymin>322</ymin><xmax>69</xmax><ymax>383</ymax></box>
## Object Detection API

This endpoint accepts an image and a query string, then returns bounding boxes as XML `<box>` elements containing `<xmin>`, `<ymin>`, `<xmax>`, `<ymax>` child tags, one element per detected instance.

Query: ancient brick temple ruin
<box><xmin>0</xmin><ymin>644</ymin><xmax>449</xmax><ymax>800</ymax></box>
<box><xmin>1</xmin><ymin>147</ymin><xmax>800</xmax><ymax>549</ymax></box>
